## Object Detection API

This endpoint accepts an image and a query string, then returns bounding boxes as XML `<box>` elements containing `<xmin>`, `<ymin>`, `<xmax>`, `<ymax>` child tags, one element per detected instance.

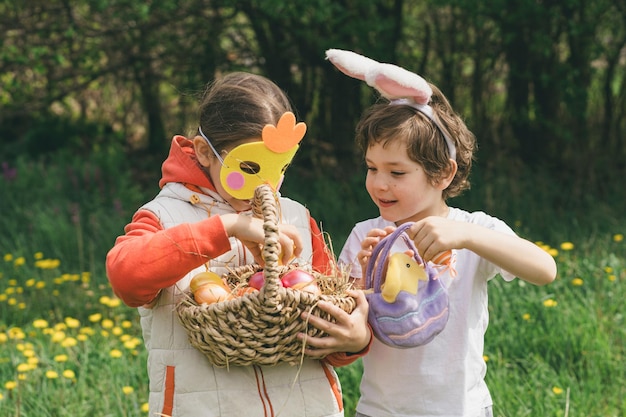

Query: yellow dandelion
<box><xmin>110</xmin><ymin>349</ymin><xmax>123</xmax><ymax>358</ymax></box>
<box><xmin>613</xmin><ymin>234</ymin><xmax>623</xmax><ymax>242</ymax></box>
<box><xmin>0</xmin><ymin>333</ymin><xmax>7</xmax><ymax>343</ymax></box>
<box><xmin>25</xmin><ymin>278</ymin><xmax>36</xmax><ymax>287</ymax></box>
<box><xmin>54</xmin><ymin>354</ymin><xmax>68</xmax><ymax>362</ymax></box>
<box><xmin>0</xmin><ymin>393</ymin><xmax>3</xmax><ymax>400</ymax></box>
<box><xmin>64</xmin><ymin>317</ymin><xmax>81</xmax><ymax>328</ymax></box>
<box><xmin>124</xmin><ymin>338</ymin><xmax>142</xmax><ymax>350</ymax></box>
<box><xmin>77</xmin><ymin>334</ymin><xmax>88</xmax><ymax>342</ymax></box>
<box><xmin>548</xmin><ymin>248</ymin><xmax>558</xmax><ymax>257</ymax></box>
<box><xmin>108</xmin><ymin>298</ymin><xmax>121</xmax><ymax>308</ymax></box>
<box><xmin>35</xmin><ymin>281</ymin><xmax>46</xmax><ymax>289</ymax></box>
<box><xmin>604</xmin><ymin>266</ymin><xmax>613</xmax><ymax>274</ymax></box>
<box><xmin>61</xmin><ymin>337</ymin><xmax>77</xmax><ymax>348</ymax></box>
<box><xmin>33</xmin><ymin>319</ymin><xmax>49</xmax><ymax>329</ymax></box>
<box><xmin>112</xmin><ymin>327</ymin><xmax>123</xmax><ymax>336</ymax></box>
<box><xmin>4</xmin><ymin>254</ymin><xmax>13</xmax><ymax>262</ymax></box>
<box><xmin>560</xmin><ymin>242</ymin><xmax>574</xmax><ymax>251</ymax></box>
<box><xmin>13</xmin><ymin>257</ymin><xmax>26</xmax><ymax>267</ymax></box>
<box><xmin>88</xmin><ymin>313</ymin><xmax>102</xmax><ymax>323</ymax></box>
<box><xmin>17</xmin><ymin>374</ymin><xmax>27</xmax><ymax>381</ymax></box>
<box><xmin>80</xmin><ymin>327</ymin><xmax>95</xmax><ymax>335</ymax></box>
<box><xmin>27</xmin><ymin>357</ymin><xmax>39</xmax><ymax>366</ymax></box>
<box><xmin>121</xmin><ymin>320</ymin><xmax>132</xmax><ymax>329</ymax></box>
<box><xmin>8</xmin><ymin>279</ymin><xmax>17</xmax><ymax>286</ymax></box>
<box><xmin>122</xmin><ymin>386</ymin><xmax>134</xmax><ymax>395</ymax></box>
<box><xmin>141</xmin><ymin>402</ymin><xmax>150</xmax><ymax>413</ymax></box>
<box><xmin>608</xmin><ymin>275</ymin><xmax>616</xmax><ymax>282</ymax></box>
<box><xmin>62</xmin><ymin>369</ymin><xmax>76</xmax><ymax>380</ymax></box>
<box><xmin>8</xmin><ymin>328</ymin><xmax>25</xmax><ymax>339</ymax></box>
<box><xmin>571</xmin><ymin>278</ymin><xmax>584</xmax><ymax>286</ymax></box>
<box><xmin>22</xmin><ymin>349</ymin><xmax>35</xmax><ymax>358</ymax></box>
<box><xmin>5</xmin><ymin>381</ymin><xmax>17</xmax><ymax>390</ymax></box>
<box><xmin>99</xmin><ymin>296</ymin><xmax>111</xmax><ymax>305</ymax></box>
<box><xmin>552</xmin><ymin>386</ymin><xmax>563</xmax><ymax>395</ymax></box>
<box><xmin>34</xmin><ymin>252</ymin><xmax>44</xmax><ymax>260</ymax></box>
<box><xmin>101</xmin><ymin>319</ymin><xmax>114</xmax><ymax>329</ymax></box>
<box><xmin>543</xmin><ymin>299</ymin><xmax>558</xmax><ymax>308</ymax></box>
<box><xmin>51</xmin><ymin>331</ymin><xmax>66</xmax><ymax>343</ymax></box>
<box><xmin>53</xmin><ymin>323</ymin><xmax>67</xmax><ymax>331</ymax></box>
<box><xmin>46</xmin><ymin>370</ymin><xmax>59</xmax><ymax>379</ymax></box>
<box><xmin>483</xmin><ymin>355</ymin><xmax>489</xmax><ymax>362</ymax></box>
<box><xmin>16</xmin><ymin>363</ymin><xmax>33</xmax><ymax>373</ymax></box>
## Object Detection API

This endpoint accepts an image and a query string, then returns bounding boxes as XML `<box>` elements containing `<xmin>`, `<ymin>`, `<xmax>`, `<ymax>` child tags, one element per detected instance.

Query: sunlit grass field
<box><xmin>0</xmin><ymin>152</ymin><xmax>624</xmax><ymax>416</ymax></box>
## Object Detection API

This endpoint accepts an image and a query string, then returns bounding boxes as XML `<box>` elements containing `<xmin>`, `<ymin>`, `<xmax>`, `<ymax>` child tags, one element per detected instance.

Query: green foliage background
<box><xmin>0</xmin><ymin>148</ymin><xmax>624</xmax><ymax>416</ymax></box>
<box><xmin>1</xmin><ymin>0</ymin><xmax>625</xmax><ymax>415</ymax></box>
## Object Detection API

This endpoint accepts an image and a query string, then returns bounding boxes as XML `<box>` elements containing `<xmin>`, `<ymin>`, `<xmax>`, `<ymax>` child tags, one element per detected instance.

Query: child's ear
<box><xmin>193</xmin><ymin>136</ymin><xmax>213</xmax><ymax>167</ymax></box>
<box><xmin>437</xmin><ymin>159</ymin><xmax>458</xmax><ymax>190</ymax></box>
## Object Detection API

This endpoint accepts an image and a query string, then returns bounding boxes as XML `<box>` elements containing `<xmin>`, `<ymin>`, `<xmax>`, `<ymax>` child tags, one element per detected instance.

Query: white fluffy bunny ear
<box><xmin>325</xmin><ymin>49</ymin><xmax>380</xmax><ymax>81</ymax></box>
<box><xmin>325</xmin><ymin>49</ymin><xmax>432</xmax><ymax>105</ymax></box>
<box><xmin>370</xmin><ymin>63</ymin><xmax>432</xmax><ymax>105</ymax></box>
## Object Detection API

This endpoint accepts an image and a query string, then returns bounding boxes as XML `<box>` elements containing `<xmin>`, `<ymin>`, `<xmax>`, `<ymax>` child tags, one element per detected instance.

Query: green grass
<box><xmin>1</xmin><ymin>150</ymin><xmax>624</xmax><ymax>416</ymax></box>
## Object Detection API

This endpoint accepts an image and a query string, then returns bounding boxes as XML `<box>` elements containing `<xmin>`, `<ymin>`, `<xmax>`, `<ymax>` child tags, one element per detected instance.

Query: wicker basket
<box><xmin>176</xmin><ymin>184</ymin><xmax>356</xmax><ymax>367</ymax></box>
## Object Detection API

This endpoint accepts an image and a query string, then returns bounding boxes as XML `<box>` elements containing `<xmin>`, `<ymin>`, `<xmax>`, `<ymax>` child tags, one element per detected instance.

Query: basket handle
<box><xmin>253</xmin><ymin>184</ymin><xmax>283</xmax><ymax>304</ymax></box>
<box><xmin>364</xmin><ymin>223</ymin><xmax>425</xmax><ymax>292</ymax></box>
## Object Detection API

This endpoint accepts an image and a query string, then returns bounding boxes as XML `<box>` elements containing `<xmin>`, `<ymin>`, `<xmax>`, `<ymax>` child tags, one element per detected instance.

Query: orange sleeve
<box><xmin>105</xmin><ymin>209</ymin><xmax>231</xmax><ymax>307</ymax></box>
<box><xmin>309</xmin><ymin>216</ymin><xmax>334</xmax><ymax>275</ymax></box>
<box><xmin>324</xmin><ymin>324</ymin><xmax>373</xmax><ymax>367</ymax></box>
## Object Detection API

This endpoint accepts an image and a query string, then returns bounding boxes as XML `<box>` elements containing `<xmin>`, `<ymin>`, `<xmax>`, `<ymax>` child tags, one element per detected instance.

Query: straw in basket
<box><xmin>176</xmin><ymin>184</ymin><xmax>356</xmax><ymax>367</ymax></box>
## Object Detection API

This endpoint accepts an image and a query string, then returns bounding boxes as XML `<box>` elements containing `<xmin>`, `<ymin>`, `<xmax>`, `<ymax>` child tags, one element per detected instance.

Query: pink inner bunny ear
<box><xmin>325</xmin><ymin>49</ymin><xmax>380</xmax><ymax>82</ymax></box>
<box><xmin>369</xmin><ymin>63</ymin><xmax>432</xmax><ymax>104</ymax></box>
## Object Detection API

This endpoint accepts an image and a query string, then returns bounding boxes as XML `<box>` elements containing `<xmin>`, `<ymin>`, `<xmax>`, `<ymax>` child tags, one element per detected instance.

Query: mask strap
<box><xmin>390</xmin><ymin>99</ymin><xmax>457</xmax><ymax>161</ymax></box>
<box><xmin>198</xmin><ymin>126</ymin><xmax>225</xmax><ymax>165</ymax></box>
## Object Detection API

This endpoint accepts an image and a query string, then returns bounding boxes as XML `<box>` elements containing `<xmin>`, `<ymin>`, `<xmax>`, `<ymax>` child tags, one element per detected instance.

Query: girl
<box><xmin>106</xmin><ymin>72</ymin><xmax>371</xmax><ymax>417</ymax></box>
<box><xmin>327</xmin><ymin>49</ymin><xmax>557</xmax><ymax>417</ymax></box>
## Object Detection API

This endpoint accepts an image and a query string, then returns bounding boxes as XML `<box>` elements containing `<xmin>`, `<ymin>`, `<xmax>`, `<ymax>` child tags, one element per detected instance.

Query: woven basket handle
<box><xmin>252</xmin><ymin>184</ymin><xmax>283</xmax><ymax>305</ymax></box>
<box><xmin>364</xmin><ymin>223</ymin><xmax>425</xmax><ymax>292</ymax></box>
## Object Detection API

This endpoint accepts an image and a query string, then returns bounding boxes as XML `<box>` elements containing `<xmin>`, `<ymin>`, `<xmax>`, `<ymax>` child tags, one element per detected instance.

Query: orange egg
<box><xmin>235</xmin><ymin>286</ymin><xmax>258</xmax><ymax>296</ymax></box>
<box><xmin>190</xmin><ymin>271</ymin><xmax>226</xmax><ymax>293</ymax></box>
<box><xmin>432</xmin><ymin>250</ymin><xmax>452</xmax><ymax>266</ymax></box>
<box><xmin>193</xmin><ymin>283</ymin><xmax>234</xmax><ymax>305</ymax></box>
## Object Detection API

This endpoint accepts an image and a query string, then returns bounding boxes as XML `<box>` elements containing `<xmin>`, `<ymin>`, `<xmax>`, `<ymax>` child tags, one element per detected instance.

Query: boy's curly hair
<box><xmin>355</xmin><ymin>83</ymin><xmax>475</xmax><ymax>200</ymax></box>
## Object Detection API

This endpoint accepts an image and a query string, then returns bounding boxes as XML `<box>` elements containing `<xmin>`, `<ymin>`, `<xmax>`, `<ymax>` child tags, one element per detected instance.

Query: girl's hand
<box><xmin>298</xmin><ymin>290</ymin><xmax>371</xmax><ymax>358</ymax></box>
<box><xmin>220</xmin><ymin>213</ymin><xmax>303</xmax><ymax>265</ymax></box>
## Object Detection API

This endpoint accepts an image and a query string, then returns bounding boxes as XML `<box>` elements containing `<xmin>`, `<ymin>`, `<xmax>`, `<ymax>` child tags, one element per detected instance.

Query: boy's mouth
<box><xmin>377</xmin><ymin>198</ymin><xmax>397</xmax><ymax>208</ymax></box>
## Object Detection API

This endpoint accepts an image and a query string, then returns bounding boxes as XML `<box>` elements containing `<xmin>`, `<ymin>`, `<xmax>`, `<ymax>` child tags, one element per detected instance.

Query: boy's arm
<box><xmin>461</xmin><ymin>224</ymin><xmax>557</xmax><ymax>285</ymax></box>
<box><xmin>409</xmin><ymin>217</ymin><xmax>557</xmax><ymax>285</ymax></box>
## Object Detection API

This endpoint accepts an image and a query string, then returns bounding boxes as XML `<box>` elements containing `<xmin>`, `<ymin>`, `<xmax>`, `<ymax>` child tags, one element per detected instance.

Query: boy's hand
<box><xmin>407</xmin><ymin>216</ymin><xmax>464</xmax><ymax>262</ymax></box>
<box><xmin>357</xmin><ymin>226</ymin><xmax>396</xmax><ymax>273</ymax></box>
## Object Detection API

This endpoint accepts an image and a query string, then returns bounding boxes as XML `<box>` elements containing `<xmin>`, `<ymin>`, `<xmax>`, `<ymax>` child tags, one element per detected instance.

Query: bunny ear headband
<box><xmin>325</xmin><ymin>49</ymin><xmax>456</xmax><ymax>161</ymax></box>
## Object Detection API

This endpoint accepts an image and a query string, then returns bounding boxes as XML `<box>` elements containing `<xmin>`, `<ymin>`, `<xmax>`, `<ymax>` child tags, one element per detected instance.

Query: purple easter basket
<box><xmin>364</xmin><ymin>223</ymin><xmax>449</xmax><ymax>348</ymax></box>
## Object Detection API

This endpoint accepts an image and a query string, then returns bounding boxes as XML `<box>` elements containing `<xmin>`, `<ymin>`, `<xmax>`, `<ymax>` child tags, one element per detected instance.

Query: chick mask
<box><xmin>200</xmin><ymin>112</ymin><xmax>306</xmax><ymax>200</ymax></box>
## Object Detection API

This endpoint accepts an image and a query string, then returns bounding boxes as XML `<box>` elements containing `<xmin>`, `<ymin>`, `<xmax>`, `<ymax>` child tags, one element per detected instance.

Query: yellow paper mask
<box><xmin>201</xmin><ymin>112</ymin><xmax>306</xmax><ymax>200</ymax></box>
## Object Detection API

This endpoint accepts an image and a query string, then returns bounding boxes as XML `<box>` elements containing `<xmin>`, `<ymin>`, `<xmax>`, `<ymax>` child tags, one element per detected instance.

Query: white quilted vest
<box><xmin>137</xmin><ymin>183</ymin><xmax>343</xmax><ymax>417</ymax></box>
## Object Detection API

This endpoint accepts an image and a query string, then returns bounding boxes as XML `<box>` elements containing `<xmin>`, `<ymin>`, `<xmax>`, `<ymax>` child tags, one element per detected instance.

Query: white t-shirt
<box><xmin>339</xmin><ymin>207</ymin><xmax>516</xmax><ymax>417</ymax></box>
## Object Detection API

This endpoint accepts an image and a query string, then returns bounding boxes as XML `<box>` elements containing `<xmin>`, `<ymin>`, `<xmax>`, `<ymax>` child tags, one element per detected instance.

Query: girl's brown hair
<box><xmin>196</xmin><ymin>72</ymin><xmax>294</xmax><ymax>152</ymax></box>
<box><xmin>355</xmin><ymin>83</ymin><xmax>475</xmax><ymax>200</ymax></box>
